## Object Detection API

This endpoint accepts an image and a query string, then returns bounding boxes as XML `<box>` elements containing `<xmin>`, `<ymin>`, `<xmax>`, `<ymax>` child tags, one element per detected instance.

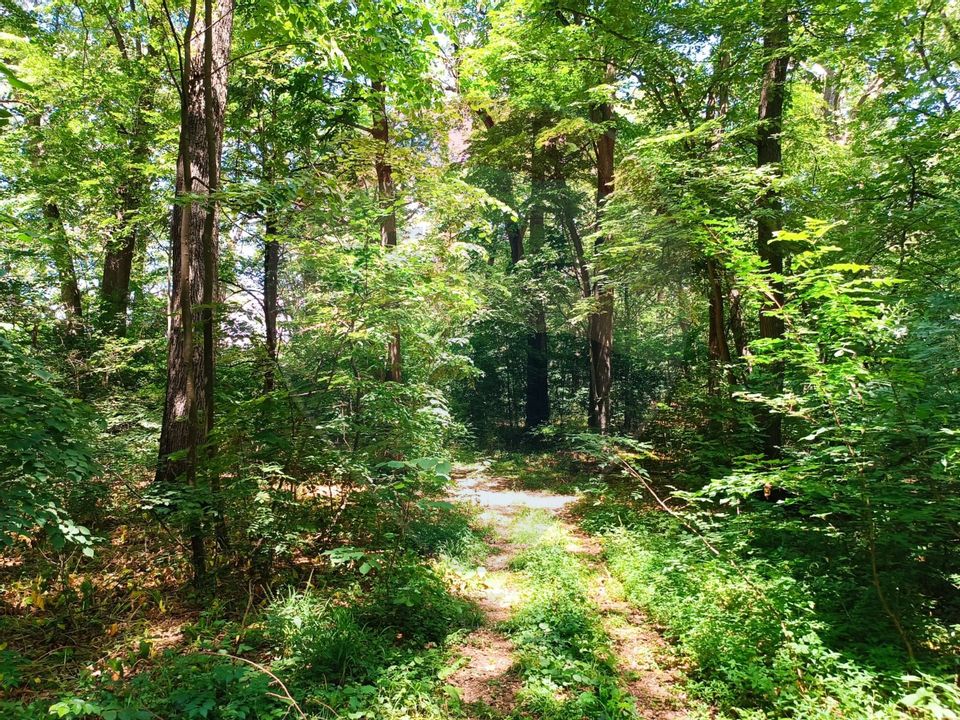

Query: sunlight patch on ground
<box><xmin>453</xmin><ymin>477</ymin><xmax>578</xmax><ymax>511</ymax></box>
<box><xmin>448</xmin><ymin>461</ymin><xmax>690</xmax><ymax>719</ymax></box>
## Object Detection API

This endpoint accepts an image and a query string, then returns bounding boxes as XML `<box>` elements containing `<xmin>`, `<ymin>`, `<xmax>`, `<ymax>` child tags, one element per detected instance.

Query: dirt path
<box><xmin>445</xmin><ymin>460</ymin><xmax>688</xmax><ymax>719</ymax></box>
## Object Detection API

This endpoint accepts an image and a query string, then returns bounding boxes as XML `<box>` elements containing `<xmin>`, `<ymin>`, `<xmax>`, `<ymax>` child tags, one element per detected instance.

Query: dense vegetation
<box><xmin>1</xmin><ymin>0</ymin><xmax>958</xmax><ymax>717</ymax></box>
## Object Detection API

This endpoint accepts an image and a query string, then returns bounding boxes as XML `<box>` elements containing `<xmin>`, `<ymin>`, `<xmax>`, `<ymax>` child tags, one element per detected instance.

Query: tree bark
<box><xmin>155</xmin><ymin>0</ymin><xmax>234</xmax><ymax>584</ymax></box>
<box><xmin>756</xmin><ymin>0</ymin><xmax>790</xmax><ymax>458</ymax></box>
<box><xmin>588</xmin><ymin>69</ymin><xmax>616</xmax><ymax>433</ymax></box>
<box><xmin>371</xmin><ymin>79</ymin><xmax>402</xmax><ymax>382</ymax></box>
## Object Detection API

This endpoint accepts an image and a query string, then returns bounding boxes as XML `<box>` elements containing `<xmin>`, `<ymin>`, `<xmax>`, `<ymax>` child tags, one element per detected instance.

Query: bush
<box><xmin>0</xmin><ymin>334</ymin><xmax>100</xmax><ymax>553</ymax></box>
<box><xmin>601</xmin><ymin>514</ymin><xmax>960</xmax><ymax>719</ymax></box>
<box><xmin>364</xmin><ymin>556</ymin><xmax>480</xmax><ymax>643</ymax></box>
<box><xmin>265</xmin><ymin>589</ymin><xmax>386</xmax><ymax>683</ymax></box>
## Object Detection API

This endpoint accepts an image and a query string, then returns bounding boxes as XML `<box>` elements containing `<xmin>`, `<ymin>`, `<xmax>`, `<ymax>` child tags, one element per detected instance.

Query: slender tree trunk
<box><xmin>728</xmin><ymin>284</ymin><xmax>748</xmax><ymax>359</ymax></box>
<box><xmin>27</xmin><ymin>115</ymin><xmax>83</xmax><ymax>326</ymax></box>
<box><xmin>371</xmin><ymin>79</ymin><xmax>402</xmax><ymax>382</ymax></box>
<box><xmin>263</xmin><ymin>214</ymin><xmax>280</xmax><ymax>393</ymax></box>
<box><xmin>588</xmin><ymin>69</ymin><xmax>616</xmax><ymax>433</ymax></box>
<box><xmin>822</xmin><ymin>65</ymin><xmax>841</xmax><ymax>139</ymax></box>
<box><xmin>707</xmin><ymin>258</ymin><xmax>732</xmax><ymax>393</ymax></box>
<box><xmin>101</xmin><ymin>78</ymin><xmax>155</xmax><ymax>336</ymax></box>
<box><xmin>757</xmin><ymin>0</ymin><xmax>790</xmax><ymax>459</ymax></box>
<box><xmin>704</xmin><ymin>46</ymin><xmax>734</xmax><ymax>393</ymax></box>
<box><xmin>556</xmin><ymin>182</ymin><xmax>594</xmax><ymax>425</ymax></box>
<box><xmin>155</xmin><ymin>0</ymin><xmax>234</xmax><ymax>585</ymax></box>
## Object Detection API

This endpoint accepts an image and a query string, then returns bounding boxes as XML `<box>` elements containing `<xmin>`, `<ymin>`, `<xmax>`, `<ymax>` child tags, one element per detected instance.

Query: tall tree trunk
<box><xmin>155</xmin><ymin>0</ymin><xmax>234</xmax><ymax>585</ymax></box>
<box><xmin>201</xmin><ymin>0</ymin><xmax>228</xmax><ymax>552</ymax></box>
<box><xmin>705</xmin><ymin>50</ymin><xmax>733</xmax><ymax>392</ymax></box>
<box><xmin>371</xmin><ymin>79</ymin><xmax>402</xmax><ymax>382</ymax></box>
<box><xmin>757</xmin><ymin>0</ymin><xmax>790</xmax><ymax>458</ymax></box>
<box><xmin>556</xmin><ymin>181</ymin><xmax>595</xmax><ymax>426</ymax></box>
<box><xmin>100</xmin><ymin>43</ymin><xmax>157</xmax><ymax>336</ymax></box>
<box><xmin>263</xmin><ymin>214</ymin><xmax>280</xmax><ymax>393</ymax></box>
<box><xmin>588</xmin><ymin>69</ymin><xmax>616</xmax><ymax>433</ymax></box>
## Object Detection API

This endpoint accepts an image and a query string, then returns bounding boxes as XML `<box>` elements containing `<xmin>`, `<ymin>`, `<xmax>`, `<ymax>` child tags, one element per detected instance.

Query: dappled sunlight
<box><xmin>443</xmin><ymin>463</ymin><xmax>690</xmax><ymax>718</ymax></box>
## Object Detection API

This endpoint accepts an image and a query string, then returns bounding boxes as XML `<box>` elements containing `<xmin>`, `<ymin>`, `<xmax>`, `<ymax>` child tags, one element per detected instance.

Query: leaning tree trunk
<box><xmin>371</xmin><ymin>79</ymin><xmax>402</xmax><ymax>382</ymax></box>
<box><xmin>155</xmin><ymin>0</ymin><xmax>234</xmax><ymax>585</ymax></box>
<box><xmin>756</xmin><ymin>0</ymin><xmax>790</xmax><ymax>459</ymax></box>
<box><xmin>588</xmin><ymin>71</ymin><xmax>616</xmax><ymax>434</ymax></box>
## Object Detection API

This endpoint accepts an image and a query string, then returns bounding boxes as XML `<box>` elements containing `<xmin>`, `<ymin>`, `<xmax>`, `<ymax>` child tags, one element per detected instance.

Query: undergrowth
<box><xmin>503</xmin><ymin>510</ymin><xmax>637</xmax><ymax>720</ymax></box>
<box><xmin>586</xmin><ymin>506</ymin><xmax>960</xmax><ymax>720</ymax></box>
<box><xmin>2</xmin><ymin>503</ymin><xmax>489</xmax><ymax>719</ymax></box>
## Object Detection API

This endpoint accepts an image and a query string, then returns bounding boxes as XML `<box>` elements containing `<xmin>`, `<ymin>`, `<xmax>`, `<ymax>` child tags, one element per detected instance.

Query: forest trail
<box><xmin>445</xmin><ymin>460</ymin><xmax>688</xmax><ymax>719</ymax></box>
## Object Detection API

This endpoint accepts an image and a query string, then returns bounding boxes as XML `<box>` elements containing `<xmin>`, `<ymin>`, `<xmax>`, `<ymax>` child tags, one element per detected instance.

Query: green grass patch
<box><xmin>598</xmin><ymin>511</ymin><xmax>960</xmax><ymax>720</ymax></box>
<box><xmin>486</xmin><ymin>452</ymin><xmax>593</xmax><ymax>495</ymax></box>
<box><xmin>502</xmin><ymin>509</ymin><xmax>637</xmax><ymax>720</ymax></box>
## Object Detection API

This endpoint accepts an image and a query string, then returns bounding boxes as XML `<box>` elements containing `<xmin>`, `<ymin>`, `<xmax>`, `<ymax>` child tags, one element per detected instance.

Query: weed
<box><xmin>503</xmin><ymin>510</ymin><xmax>637</xmax><ymax>720</ymax></box>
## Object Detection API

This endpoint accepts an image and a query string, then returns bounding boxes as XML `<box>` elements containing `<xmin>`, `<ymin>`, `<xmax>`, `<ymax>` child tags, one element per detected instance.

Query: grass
<box><xmin>485</xmin><ymin>452</ymin><xmax>595</xmax><ymax>495</ymax></box>
<box><xmin>0</xmin><ymin>500</ymin><xmax>492</xmax><ymax>720</ymax></box>
<box><xmin>500</xmin><ymin>509</ymin><xmax>637</xmax><ymax>720</ymax></box>
<box><xmin>584</xmin><ymin>504</ymin><xmax>960</xmax><ymax>720</ymax></box>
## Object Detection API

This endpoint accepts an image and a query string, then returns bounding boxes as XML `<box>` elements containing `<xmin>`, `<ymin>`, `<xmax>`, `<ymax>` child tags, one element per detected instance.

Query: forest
<box><xmin>1</xmin><ymin>0</ymin><xmax>959</xmax><ymax>717</ymax></box>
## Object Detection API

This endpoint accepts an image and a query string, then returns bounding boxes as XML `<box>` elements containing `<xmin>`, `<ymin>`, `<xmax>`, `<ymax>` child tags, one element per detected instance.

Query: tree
<box><xmin>155</xmin><ymin>0</ymin><xmax>235</xmax><ymax>584</ymax></box>
<box><xmin>755</xmin><ymin>0</ymin><xmax>790</xmax><ymax>458</ymax></box>
<box><xmin>587</xmin><ymin>64</ymin><xmax>616</xmax><ymax>433</ymax></box>
<box><xmin>524</xmin><ymin>148</ymin><xmax>550</xmax><ymax>430</ymax></box>
<box><xmin>99</xmin><ymin>1</ymin><xmax>158</xmax><ymax>337</ymax></box>
<box><xmin>370</xmin><ymin>79</ymin><xmax>403</xmax><ymax>382</ymax></box>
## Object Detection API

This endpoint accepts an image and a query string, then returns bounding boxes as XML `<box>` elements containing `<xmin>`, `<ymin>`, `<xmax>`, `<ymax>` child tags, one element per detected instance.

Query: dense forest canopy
<box><xmin>1</xmin><ymin>0</ymin><xmax>959</xmax><ymax>717</ymax></box>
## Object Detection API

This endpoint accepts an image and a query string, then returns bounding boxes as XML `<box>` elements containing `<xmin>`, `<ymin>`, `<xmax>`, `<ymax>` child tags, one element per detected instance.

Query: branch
<box><xmin>199</xmin><ymin>652</ymin><xmax>316</xmax><ymax>718</ymax></box>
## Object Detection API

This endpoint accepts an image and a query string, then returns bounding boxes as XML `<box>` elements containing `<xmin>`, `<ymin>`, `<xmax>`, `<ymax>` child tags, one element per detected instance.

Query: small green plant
<box><xmin>265</xmin><ymin>589</ymin><xmax>386</xmax><ymax>684</ymax></box>
<box><xmin>504</xmin><ymin>510</ymin><xmax>638</xmax><ymax>720</ymax></box>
